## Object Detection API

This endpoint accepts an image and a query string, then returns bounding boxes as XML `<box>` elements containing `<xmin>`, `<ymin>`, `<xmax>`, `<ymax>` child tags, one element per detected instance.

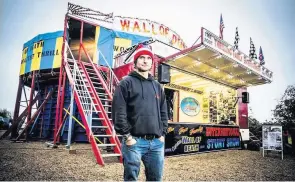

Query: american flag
<box><xmin>259</xmin><ymin>46</ymin><xmax>265</xmax><ymax>65</ymax></box>
<box><xmin>219</xmin><ymin>14</ymin><xmax>225</xmax><ymax>39</ymax></box>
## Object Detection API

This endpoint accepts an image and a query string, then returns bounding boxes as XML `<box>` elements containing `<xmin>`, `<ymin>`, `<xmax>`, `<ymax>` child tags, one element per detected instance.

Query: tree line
<box><xmin>249</xmin><ymin>84</ymin><xmax>295</xmax><ymax>138</ymax></box>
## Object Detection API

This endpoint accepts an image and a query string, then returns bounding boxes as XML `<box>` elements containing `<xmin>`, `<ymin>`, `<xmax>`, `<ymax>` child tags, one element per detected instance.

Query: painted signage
<box><xmin>165</xmin><ymin>124</ymin><xmax>241</xmax><ymax>156</ymax></box>
<box><xmin>113</xmin><ymin>17</ymin><xmax>187</xmax><ymax>50</ymax></box>
<box><xmin>20</xmin><ymin>31</ymin><xmax>63</xmax><ymax>75</ymax></box>
<box><xmin>201</xmin><ymin>28</ymin><xmax>272</xmax><ymax>80</ymax></box>
<box><xmin>262</xmin><ymin>125</ymin><xmax>283</xmax><ymax>151</ymax></box>
<box><xmin>180</xmin><ymin>97</ymin><xmax>200</xmax><ymax>116</ymax></box>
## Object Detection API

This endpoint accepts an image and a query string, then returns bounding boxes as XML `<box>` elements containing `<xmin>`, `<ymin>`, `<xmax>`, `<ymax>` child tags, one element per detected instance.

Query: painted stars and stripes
<box><xmin>259</xmin><ymin>46</ymin><xmax>265</xmax><ymax>65</ymax></box>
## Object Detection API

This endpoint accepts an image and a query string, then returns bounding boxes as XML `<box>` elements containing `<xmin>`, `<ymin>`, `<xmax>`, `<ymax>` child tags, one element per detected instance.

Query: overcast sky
<box><xmin>0</xmin><ymin>0</ymin><xmax>294</xmax><ymax>122</ymax></box>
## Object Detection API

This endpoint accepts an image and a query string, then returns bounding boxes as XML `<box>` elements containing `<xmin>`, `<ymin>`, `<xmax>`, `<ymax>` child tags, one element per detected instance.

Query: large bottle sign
<box><xmin>113</xmin><ymin>17</ymin><xmax>187</xmax><ymax>50</ymax></box>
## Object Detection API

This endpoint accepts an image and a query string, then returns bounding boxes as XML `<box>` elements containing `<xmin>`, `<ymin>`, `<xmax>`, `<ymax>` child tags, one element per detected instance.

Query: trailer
<box><xmin>1</xmin><ymin>2</ymin><xmax>273</xmax><ymax>166</ymax></box>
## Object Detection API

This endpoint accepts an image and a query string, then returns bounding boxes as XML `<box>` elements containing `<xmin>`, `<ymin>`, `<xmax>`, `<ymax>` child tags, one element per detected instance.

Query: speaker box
<box><xmin>158</xmin><ymin>64</ymin><xmax>171</xmax><ymax>84</ymax></box>
<box><xmin>242</xmin><ymin>92</ymin><xmax>249</xmax><ymax>103</ymax></box>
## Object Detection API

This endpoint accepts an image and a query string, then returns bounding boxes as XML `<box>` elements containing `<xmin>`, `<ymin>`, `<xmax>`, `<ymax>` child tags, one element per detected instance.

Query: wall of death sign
<box><xmin>113</xmin><ymin>17</ymin><xmax>187</xmax><ymax>50</ymax></box>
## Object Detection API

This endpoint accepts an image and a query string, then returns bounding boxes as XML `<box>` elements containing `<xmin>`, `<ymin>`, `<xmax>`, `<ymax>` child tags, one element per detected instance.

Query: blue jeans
<box><xmin>122</xmin><ymin>136</ymin><xmax>165</xmax><ymax>181</ymax></box>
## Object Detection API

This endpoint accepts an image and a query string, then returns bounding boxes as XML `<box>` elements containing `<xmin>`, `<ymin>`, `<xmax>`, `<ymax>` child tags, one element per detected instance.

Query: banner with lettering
<box><xmin>201</xmin><ymin>27</ymin><xmax>272</xmax><ymax>81</ymax></box>
<box><xmin>20</xmin><ymin>31</ymin><xmax>63</xmax><ymax>75</ymax></box>
<box><xmin>113</xmin><ymin>17</ymin><xmax>187</xmax><ymax>50</ymax></box>
<box><xmin>165</xmin><ymin>123</ymin><xmax>241</xmax><ymax>156</ymax></box>
<box><xmin>96</xmin><ymin>26</ymin><xmax>150</xmax><ymax>67</ymax></box>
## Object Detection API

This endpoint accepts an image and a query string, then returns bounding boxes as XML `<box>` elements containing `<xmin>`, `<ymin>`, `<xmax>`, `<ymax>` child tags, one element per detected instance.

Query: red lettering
<box><xmin>165</xmin><ymin>27</ymin><xmax>169</xmax><ymax>37</ymax></box>
<box><xmin>172</xmin><ymin>34</ymin><xmax>177</xmax><ymax>44</ymax></box>
<box><xmin>120</xmin><ymin>19</ymin><xmax>130</xmax><ymax>31</ymax></box>
<box><xmin>133</xmin><ymin>21</ymin><xmax>141</xmax><ymax>32</ymax></box>
<box><xmin>206</xmin><ymin>127</ymin><xmax>240</xmax><ymax>137</ymax></box>
<box><xmin>143</xmin><ymin>22</ymin><xmax>150</xmax><ymax>33</ymax></box>
<box><xmin>216</xmin><ymin>41</ymin><xmax>232</xmax><ymax>56</ymax></box>
<box><xmin>234</xmin><ymin>52</ymin><xmax>242</xmax><ymax>61</ymax></box>
<box><xmin>159</xmin><ymin>25</ymin><xmax>165</xmax><ymax>35</ymax></box>
<box><xmin>152</xmin><ymin>24</ymin><xmax>157</xmax><ymax>35</ymax></box>
<box><xmin>206</xmin><ymin>127</ymin><xmax>213</xmax><ymax>136</ymax></box>
<box><xmin>177</xmin><ymin>37</ymin><xmax>182</xmax><ymax>48</ymax></box>
<box><xmin>180</xmin><ymin>40</ymin><xmax>185</xmax><ymax>49</ymax></box>
<box><xmin>244</xmin><ymin>59</ymin><xmax>261</xmax><ymax>72</ymax></box>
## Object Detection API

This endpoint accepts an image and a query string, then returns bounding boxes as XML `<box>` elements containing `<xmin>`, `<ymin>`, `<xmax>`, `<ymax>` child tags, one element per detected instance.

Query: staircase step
<box><xmin>87</xmin><ymin>72</ymin><xmax>97</xmax><ymax>75</ymax></box>
<box><xmin>99</xmin><ymin>98</ymin><xmax>112</xmax><ymax>101</ymax></box>
<box><xmin>93</xmin><ymin>135</ymin><xmax>113</xmax><ymax>137</ymax></box>
<box><xmin>75</xmin><ymin>78</ymin><xmax>87</xmax><ymax>82</ymax></box>
<box><xmin>102</xmin><ymin>105</ymin><xmax>112</xmax><ymax>107</ymax></box>
<box><xmin>77</xmin><ymin>90</ymin><xmax>93</xmax><ymax>94</ymax></box>
<box><xmin>86</xmin><ymin>68</ymin><xmax>95</xmax><ymax>72</ymax></box>
<box><xmin>94</xmin><ymin>87</ymin><xmax>105</xmax><ymax>90</ymax></box>
<box><xmin>96</xmin><ymin>111</ymin><xmax>112</xmax><ymax>114</ymax></box>
<box><xmin>97</xmin><ymin>93</ymin><xmax>108</xmax><ymax>96</ymax></box>
<box><xmin>80</xmin><ymin>102</ymin><xmax>92</xmax><ymax>105</ymax></box>
<box><xmin>82</xmin><ymin>73</ymin><xmax>100</xmax><ymax>80</ymax></box>
<box><xmin>80</xmin><ymin>70</ymin><xmax>96</xmax><ymax>75</ymax></box>
<box><xmin>97</xmin><ymin>144</ymin><xmax>116</xmax><ymax>147</ymax></box>
<box><xmin>92</xmin><ymin>118</ymin><xmax>104</xmax><ymax>120</ymax></box>
<box><xmin>92</xmin><ymin>126</ymin><xmax>108</xmax><ymax>128</ymax></box>
<box><xmin>251</xmin><ymin>139</ymin><xmax>261</xmax><ymax>142</ymax></box>
<box><xmin>92</xmin><ymin>82</ymin><xmax>102</xmax><ymax>85</ymax></box>
<box><xmin>102</xmin><ymin>153</ymin><xmax>121</xmax><ymax>157</ymax></box>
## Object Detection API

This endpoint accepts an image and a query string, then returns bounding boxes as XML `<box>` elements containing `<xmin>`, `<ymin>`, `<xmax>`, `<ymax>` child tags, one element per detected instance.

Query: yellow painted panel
<box><xmin>20</xmin><ymin>47</ymin><xmax>28</xmax><ymax>75</ymax></box>
<box><xmin>92</xmin><ymin>26</ymin><xmax>100</xmax><ymax>63</ymax></box>
<box><xmin>52</xmin><ymin>37</ymin><xmax>63</xmax><ymax>68</ymax></box>
<box><xmin>178</xmin><ymin>90</ymin><xmax>204</xmax><ymax>123</ymax></box>
<box><xmin>113</xmin><ymin>38</ymin><xmax>132</xmax><ymax>57</ymax></box>
<box><xmin>30</xmin><ymin>41</ymin><xmax>43</xmax><ymax>71</ymax></box>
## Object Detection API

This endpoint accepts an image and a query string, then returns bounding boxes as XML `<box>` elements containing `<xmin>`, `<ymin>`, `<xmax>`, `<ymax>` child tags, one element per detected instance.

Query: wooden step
<box><xmin>97</xmin><ymin>144</ymin><xmax>116</xmax><ymax>147</ymax></box>
<box><xmin>93</xmin><ymin>134</ymin><xmax>113</xmax><ymax>137</ymax></box>
<box><xmin>251</xmin><ymin>139</ymin><xmax>261</xmax><ymax>142</ymax></box>
<box><xmin>92</xmin><ymin>118</ymin><xmax>104</xmax><ymax>120</ymax></box>
<box><xmin>102</xmin><ymin>153</ymin><xmax>121</xmax><ymax>157</ymax></box>
<box><xmin>92</xmin><ymin>126</ymin><xmax>108</xmax><ymax>128</ymax></box>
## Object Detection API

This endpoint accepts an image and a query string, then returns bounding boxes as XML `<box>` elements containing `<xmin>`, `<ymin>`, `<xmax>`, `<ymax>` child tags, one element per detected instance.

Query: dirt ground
<box><xmin>0</xmin><ymin>134</ymin><xmax>295</xmax><ymax>181</ymax></box>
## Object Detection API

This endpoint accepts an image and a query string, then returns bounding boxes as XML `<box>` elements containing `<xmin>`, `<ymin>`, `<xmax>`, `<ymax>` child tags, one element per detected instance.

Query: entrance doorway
<box><xmin>164</xmin><ymin>88</ymin><xmax>179</xmax><ymax>122</ymax></box>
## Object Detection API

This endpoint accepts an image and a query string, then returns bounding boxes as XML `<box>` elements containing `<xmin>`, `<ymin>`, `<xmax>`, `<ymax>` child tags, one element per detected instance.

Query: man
<box><xmin>112</xmin><ymin>44</ymin><xmax>168</xmax><ymax>181</ymax></box>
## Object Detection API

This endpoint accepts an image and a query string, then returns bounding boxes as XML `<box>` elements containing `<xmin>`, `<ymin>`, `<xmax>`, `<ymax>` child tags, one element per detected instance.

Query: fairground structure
<box><xmin>1</xmin><ymin>3</ymin><xmax>273</xmax><ymax>166</ymax></box>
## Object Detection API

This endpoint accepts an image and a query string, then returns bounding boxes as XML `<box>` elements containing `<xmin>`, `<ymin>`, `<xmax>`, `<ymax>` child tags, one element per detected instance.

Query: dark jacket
<box><xmin>112</xmin><ymin>71</ymin><xmax>168</xmax><ymax>137</ymax></box>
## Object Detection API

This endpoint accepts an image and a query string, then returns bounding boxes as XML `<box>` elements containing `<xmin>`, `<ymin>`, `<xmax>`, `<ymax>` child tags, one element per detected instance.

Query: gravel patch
<box><xmin>0</xmin><ymin>139</ymin><xmax>295</xmax><ymax>181</ymax></box>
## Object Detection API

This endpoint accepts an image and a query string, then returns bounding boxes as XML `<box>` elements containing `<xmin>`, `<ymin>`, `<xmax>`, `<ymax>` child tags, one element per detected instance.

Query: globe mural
<box><xmin>180</xmin><ymin>97</ymin><xmax>200</xmax><ymax>116</ymax></box>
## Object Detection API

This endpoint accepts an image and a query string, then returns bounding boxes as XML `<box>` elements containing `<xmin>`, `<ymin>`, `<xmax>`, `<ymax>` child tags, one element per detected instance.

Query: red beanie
<box><xmin>133</xmin><ymin>44</ymin><xmax>154</xmax><ymax>62</ymax></box>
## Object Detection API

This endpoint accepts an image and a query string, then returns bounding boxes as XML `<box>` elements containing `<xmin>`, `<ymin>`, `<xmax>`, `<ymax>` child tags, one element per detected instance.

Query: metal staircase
<box><xmin>249</xmin><ymin>132</ymin><xmax>261</xmax><ymax>143</ymax></box>
<box><xmin>63</xmin><ymin>42</ymin><xmax>122</xmax><ymax>166</ymax></box>
<box><xmin>249</xmin><ymin>131</ymin><xmax>262</xmax><ymax>148</ymax></box>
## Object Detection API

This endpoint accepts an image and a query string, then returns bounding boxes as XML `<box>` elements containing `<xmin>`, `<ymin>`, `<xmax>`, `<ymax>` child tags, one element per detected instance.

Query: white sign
<box><xmin>262</xmin><ymin>125</ymin><xmax>283</xmax><ymax>159</ymax></box>
<box><xmin>113</xmin><ymin>17</ymin><xmax>187</xmax><ymax>50</ymax></box>
<box><xmin>201</xmin><ymin>28</ymin><xmax>273</xmax><ymax>81</ymax></box>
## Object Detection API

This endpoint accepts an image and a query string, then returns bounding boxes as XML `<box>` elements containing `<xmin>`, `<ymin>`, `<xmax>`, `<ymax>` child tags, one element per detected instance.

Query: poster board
<box><xmin>262</xmin><ymin>125</ymin><xmax>283</xmax><ymax>159</ymax></box>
